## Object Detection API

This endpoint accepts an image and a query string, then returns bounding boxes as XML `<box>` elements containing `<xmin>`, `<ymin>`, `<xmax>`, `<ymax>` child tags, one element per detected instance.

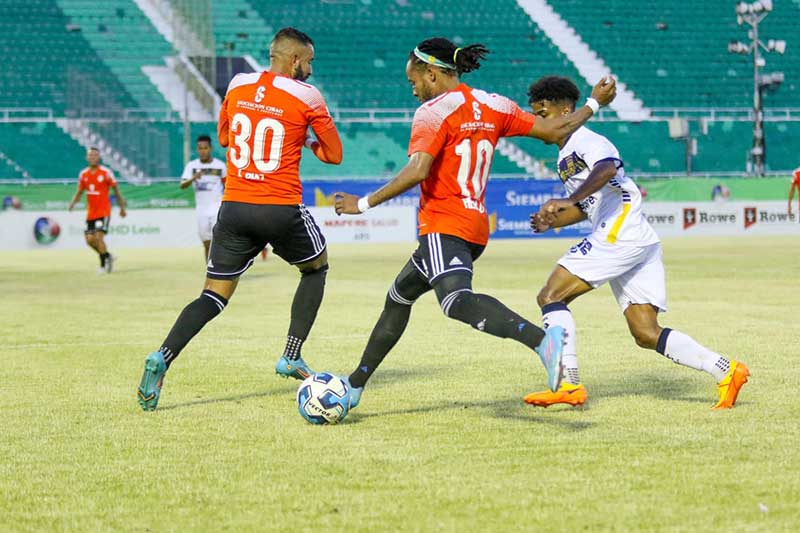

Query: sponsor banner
<box><xmin>0</xmin><ymin>207</ymin><xmax>417</xmax><ymax>250</ymax></box>
<box><xmin>644</xmin><ymin>201</ymin><xmax>799</xmax><ymax>236</ymax></box>
<box><xmin>305</xmin><ymin>179</ymin><xmax>590</xmax><ymax>239</ymax></box>
<box><xmin>308</xmin><ymin>206</ymin><xmax>416</xmax><ymax>244</ymax></box>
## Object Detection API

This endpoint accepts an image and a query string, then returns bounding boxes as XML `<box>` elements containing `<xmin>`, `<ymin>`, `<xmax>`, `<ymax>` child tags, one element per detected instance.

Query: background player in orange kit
<box><xmin>334</xmin><ymin>37</ymin><xmax>616</xmax><ymax>410</ymax></box>
<box><xmin>137</xmin><ymin>28</ymin><xmax>343</xmax><ymax>410</ymax></box>
<box><xmin>788</xmin><ymin>167</ymin><xmax>800</xmax><ymax>215</ymax></box>
<box><xmin>68</xmin><ymin>147</ymin><xmax>127</xmax><ymax>273</ymax></box>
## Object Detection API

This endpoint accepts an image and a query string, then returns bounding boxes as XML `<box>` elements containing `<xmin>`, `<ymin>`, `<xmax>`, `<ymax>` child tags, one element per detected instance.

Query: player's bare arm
<box><xmin>540</xmin><ymin>160</ymin><xmax>618</xmax><ymax>215</ymax></box>
<box><xmin>112</xmin><ymin>183</ymin><xmax>127</xmax><ymax>217</ymax></box>
<box><xmin>527</xmin><ymin>78</ymin><xmax>616</xmax><ymax>144</ymax></box>
<box><xmin>334</xmin><ymin>152</ymin><xmax>434</xmax><ymax>215</ymax></box>
<box><xmin>67</xmin><ymin>183</ymin><xmax>83</xmax><ymax>211</ymax></box>
<box><xmin>531</xmin><ymin>204</ymin><xmax>587</xmax><ymax>232</ymax></box>
<box><xmin>180</xmin><ymin>170</ymin><xmax>203</xmax><ymax>189</ymax></box>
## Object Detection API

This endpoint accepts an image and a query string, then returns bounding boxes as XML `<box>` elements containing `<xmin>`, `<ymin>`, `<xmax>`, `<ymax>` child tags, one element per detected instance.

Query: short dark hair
<box><xmin>88</xmin><ymin>146</ymin><xmax>99</xmax><ymax>153</ymax></box>
<box><xmin>196</xmin><ymin>134</ymin><xmax>212</xmax><ymax>145</ymax></box>
<box><xmin>273</xmin><ymin>27</ymin><xmax>313</xmax><ymax>47</ymax></box>
<box><xmin>409</xmin><ymin>37</ymin><xmax>489</xmax><ymax>75</ymax></box>
<box><xmin>527</xmin><ymin>76</ymin><xmax>580</xmax><ymax>107</ymax></box>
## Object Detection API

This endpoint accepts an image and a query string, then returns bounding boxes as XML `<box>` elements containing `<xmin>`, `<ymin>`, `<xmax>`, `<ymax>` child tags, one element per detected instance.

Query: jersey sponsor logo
<box><xmin>235</xmin><ymin>100</ymin><xmax>284</xmax><ymax>117</ymax></box>
<box><xmin>193</xmin><ymin>167</ymin><xmax>224</xmax><ymax>176</ymax></box>
<box><xmin>558</xmin><ymin>153</ymin><xmax>588</xmax><ymax>182</ymax></box>
<box><xmin>577</xmin><ymin>195</ymin><xmax>597</xmax><ymax>212</ymax></box>
<box><xmin>255</xmin><ymin>86</ymin><xmax>265</xmax><ymax>103</ymax></box>
<box><xmin>459</xmin><ymin>121</ymin><xmax>496</xmax><ymax>133</ymax></box>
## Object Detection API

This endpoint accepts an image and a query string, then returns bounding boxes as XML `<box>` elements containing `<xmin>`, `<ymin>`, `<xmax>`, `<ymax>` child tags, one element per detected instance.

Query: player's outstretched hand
<box><xmin>334</xmin><ymin>192</ymin><xmax>360</xmax><ymax>215</ymax></box>
<box><xmin>541</xmin><ymin>198</ymin><xmax>575</xmax><ymax>216</ymax></box>
<box><xmin>530</xmin><ymin>212</ymin><xmax>551</xmax><ymax>233</ymax></box>
<box><xmin>590</xmin><ymin>76</ymin><xmax>617</xmax><ymax>107</ymax></box>
<box><xmin>120</xmin><ymin>206</ymin><xmax>127</xmax><ymax>218</ymax></box>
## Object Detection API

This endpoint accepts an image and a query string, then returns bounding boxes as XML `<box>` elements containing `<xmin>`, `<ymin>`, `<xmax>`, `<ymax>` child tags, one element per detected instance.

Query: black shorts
<box><xmin>85</xmin><ymin>216</ymin><xmax>110</xmax><ymax>234</ymax></box>
<box><xmin>410</xmin><ymin>233</ymin><xmax>485</xmax><ymax>284</ymax></box>
<box><xmin>207</xmin><ymin>201</ymin><xmax>326</xmax><ymax>279</ymax></box>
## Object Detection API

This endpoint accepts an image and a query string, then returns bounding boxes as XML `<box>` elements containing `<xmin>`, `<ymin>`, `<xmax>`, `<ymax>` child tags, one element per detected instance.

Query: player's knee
<box><xmin>630</xmin><ymin>325</ymin><xmax>660</xmax><ymax>349</ymax></box>
<box><xmin>537</xmin><ymin>286</ymin><xmax>561</xmax><ymax>308</ymax></box>
<box><xmin>299</xmin><ymin>263</ymin><xmax>329</xmax><ymax>278</ymax></box>
<box><xmin>85</xmin><ymin>233</ymin><xmax>95</xmax><ymax>246</ymax></box>
<box><xmin>386</xmin><ymin>281</ymin><xmax>417</xmax><ymax>307</ymax></box>
<box><xmin>440</xmin><ymin>289</ymin><xmax>473</xmax><ymax>319</ymax></box>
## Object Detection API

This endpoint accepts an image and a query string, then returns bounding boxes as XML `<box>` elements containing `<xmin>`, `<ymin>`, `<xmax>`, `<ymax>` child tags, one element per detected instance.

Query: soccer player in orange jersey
<box><xmin>788</xmin><ymin>167</ymin><xmax>800</xmax><ymax>215</ymax></box>
<box><xmin>137</xmin><ymin>28</ymin><xmax>343</xmax><ymax>410</ymax></box>
<box><xmin>68</xmin><ymin>147</ymin><xmax>127</xmax><ymax>273</ymax></box>
<box><xmin>334</xmin><ymin>37</ymin><xmax>616</xmax><ymax>410</ymax></box>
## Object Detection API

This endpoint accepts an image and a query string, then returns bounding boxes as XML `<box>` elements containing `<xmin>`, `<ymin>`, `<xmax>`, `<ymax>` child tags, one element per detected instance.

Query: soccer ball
<box><xmin>297</xmin><ymin>372</ymin><xmax>350</xmax><ymax>425</ymax></box>
<box><xmin>33</xmin><ymin>217</ymin><xmax>60</xmax><ymax>245</ymax></box>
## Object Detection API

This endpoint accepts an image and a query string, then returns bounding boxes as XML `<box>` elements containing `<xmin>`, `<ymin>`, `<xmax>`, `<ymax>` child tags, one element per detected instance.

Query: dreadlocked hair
<box><xmin>410</xmin><ymin>37</ymin><xmax>489</xmax><ymax>75</ymax></box>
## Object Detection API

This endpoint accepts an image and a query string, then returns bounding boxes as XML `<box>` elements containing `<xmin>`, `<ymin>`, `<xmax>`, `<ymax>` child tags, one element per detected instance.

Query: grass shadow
<box><xmin>589</xmin><ymin>369</ymin><xmax>713</xmax><ymax>405</ymax></box>
<box><xmin>349</xmin><ymin>397</ymin><xmax>595</xmax><ymax>432</ymax></box>
<box><xmin>158</xmin><ymin>387</ymin><xmax>293</xmax><ymax>411</ymax></box>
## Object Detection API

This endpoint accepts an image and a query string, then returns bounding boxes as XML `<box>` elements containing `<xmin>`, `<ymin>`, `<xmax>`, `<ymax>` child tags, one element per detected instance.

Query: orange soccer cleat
<box><xmin>712</xmin><ymin>360</ymin><xmax>750</xmax><ymax>409</ymax></box>
<box><xmin>524</xmin><ymin>382</ymin><xmax>587</xmax><ymax>407</ymax></box>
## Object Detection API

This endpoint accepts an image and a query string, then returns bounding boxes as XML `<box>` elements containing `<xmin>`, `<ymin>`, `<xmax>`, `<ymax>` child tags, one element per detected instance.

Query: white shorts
<box><xmin>557</xmin><ymin>237</ymin><xmax>667</xmax><ymax>312</ymax></box>
<box><xmin>197</xmin><ymin>213</ymin><xmax>216</xmax><ymax>242</ymax></box>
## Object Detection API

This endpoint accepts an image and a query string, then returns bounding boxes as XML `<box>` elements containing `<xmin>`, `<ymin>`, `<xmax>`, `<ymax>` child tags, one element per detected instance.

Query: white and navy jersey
<box><xmin>181</xmin><ymin>158</ymin><xmax>226</xmax><ymax>215</ymax></box>
<box><xmin>557</xmin><ymin>127</ymin><xmax>658</xmax><ymax>246</ymax></box>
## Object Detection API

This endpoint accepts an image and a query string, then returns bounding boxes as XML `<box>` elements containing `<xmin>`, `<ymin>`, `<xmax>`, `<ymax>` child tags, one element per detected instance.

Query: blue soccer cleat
<box><xmin>137</xmin><ymin>351</ymin><xmax>167</xmax><ymax>411</ymax></box>
<box><xmin>343</xmin><ymin>377</ymin><xmax>363</xmax><ymax>410</ymax></box>
<box><xmin>535</xmin><ymin>326</ymin><xmax>565</xmax><ymax>392</ymax></box>
<box><xmin>275</xmin><ymin>355</ymin><xmax>314</xmax><ymax>380</ymax></box>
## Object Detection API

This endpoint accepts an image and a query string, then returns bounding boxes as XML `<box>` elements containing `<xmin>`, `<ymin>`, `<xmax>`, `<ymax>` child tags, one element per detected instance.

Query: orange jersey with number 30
<box><xmin>408</xmin><ymin>84</ymin><xmax>536</xmax><ymax>245</ymax></box>
<box><xmin>218</xmin><ymin>71</ymin><xmax>335</xmax><ymax>205</ymax></box>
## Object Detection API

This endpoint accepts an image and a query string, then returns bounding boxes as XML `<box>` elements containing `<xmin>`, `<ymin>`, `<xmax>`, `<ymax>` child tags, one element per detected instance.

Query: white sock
<box><xmin>657</xmin><ymin>328</ymin><xmax>730</xmax><ymax>382</ymax></box>
<box><xmin>542</xmin><ymin>302</ymin><xmax>579</xmax><ymax>385</ymax></box>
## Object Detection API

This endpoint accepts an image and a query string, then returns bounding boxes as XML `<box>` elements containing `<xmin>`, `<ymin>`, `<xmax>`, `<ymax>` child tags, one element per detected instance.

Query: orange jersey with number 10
<box><xmin>218</xmin><ymin>71</ymin><xmax>335</xmax><ymax>205</ymax></box>
<box><xmin>408</xmin><ymin>83</ymin><xmax>537</xmax><ymax>245</ymax></box>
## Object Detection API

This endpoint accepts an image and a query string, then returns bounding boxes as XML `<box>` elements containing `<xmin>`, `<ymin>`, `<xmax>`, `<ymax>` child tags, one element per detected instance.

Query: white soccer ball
<box><xmin>297</xmin><ymin>372</ymin><xmax>350</xmax><ymax>425</ymax></box>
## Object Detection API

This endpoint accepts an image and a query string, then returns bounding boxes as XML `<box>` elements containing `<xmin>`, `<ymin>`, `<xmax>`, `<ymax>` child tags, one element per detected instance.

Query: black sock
<box><xmin>100</xmin><ymin>252</ymin><xmax>109</xmax><ymax>267</ymax></box>
<box><xmin>446</xmin><ymin>291</ymin><xmax>545</xmax><ymax>351</ymax></box>
<box><xmin>284</xmin><ymin>265</ymin><xmax>328</xmax><ymax>360</ymax></box>
<box><xmin>348</xmin><ymin>297</ymin><xmax>412</xmax><ymax>388</ymax></box>
<box><xmin>160</xmin><ymin>289</ymin><xmax>228</xmax><ymax>368</ymax></box>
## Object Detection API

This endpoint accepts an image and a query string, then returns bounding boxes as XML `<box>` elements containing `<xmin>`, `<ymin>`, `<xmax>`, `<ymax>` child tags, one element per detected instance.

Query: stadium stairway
<box><xmin>513</xmin><ymin>0</ymin><xmax>649</xmax><ymax>120</ymax></box>
<box><xmin>552</xmin><ymin>0</ymin><xmax>800</xmax><ymax>109</ymax></box>
<box><xmin>55</xmin><ymin>0</ymin><xmax>175</xmax><ymax>113</ymax></box>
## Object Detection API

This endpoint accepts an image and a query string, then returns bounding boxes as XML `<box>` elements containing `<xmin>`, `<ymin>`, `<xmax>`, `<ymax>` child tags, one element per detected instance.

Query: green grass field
<box><xmin>2</xmin><ymin>237</ymin><xmax>799</xmax><ymax>531</ymax></box>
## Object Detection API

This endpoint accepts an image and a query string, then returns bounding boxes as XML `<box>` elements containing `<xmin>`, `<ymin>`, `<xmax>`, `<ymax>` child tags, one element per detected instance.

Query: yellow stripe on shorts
<box><xmin>606</xmin><ymin>203</ymin><xmax>631</xmax><ymax>244</ymax></box>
